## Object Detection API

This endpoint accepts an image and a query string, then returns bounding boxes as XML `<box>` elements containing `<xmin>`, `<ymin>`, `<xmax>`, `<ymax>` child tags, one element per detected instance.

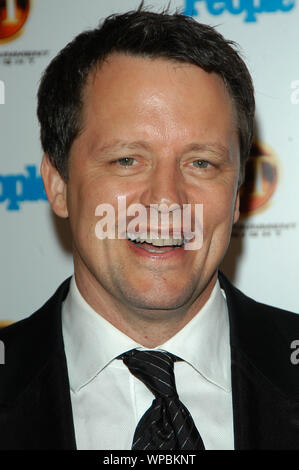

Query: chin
<box><xmin>122</xmin><ymin>282</ymin><xmax>197</xmax><ymax>312</ymax></box>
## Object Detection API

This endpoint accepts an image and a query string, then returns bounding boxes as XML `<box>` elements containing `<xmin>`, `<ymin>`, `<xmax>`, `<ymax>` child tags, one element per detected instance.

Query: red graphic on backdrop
<box><xmin>0</xmin><ymin>0</ymin><xmax>30</xmax><ymax>40</ymax></box>
<box><xmin>240</xmin><ymin>141</ymin><xmax>279</xmax><ymax>217</ymax></box>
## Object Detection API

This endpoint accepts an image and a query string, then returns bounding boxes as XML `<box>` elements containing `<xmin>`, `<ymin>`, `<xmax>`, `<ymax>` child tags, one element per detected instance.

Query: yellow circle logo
<box><xmin>0</xmin><ymin>0</ymin><xmax>30</xmax><ymax>41</ymax></box>
<box><xmin>240</xmin><ymin>141</ymin><xmax>280</xmax><ymax>217</ymax></box>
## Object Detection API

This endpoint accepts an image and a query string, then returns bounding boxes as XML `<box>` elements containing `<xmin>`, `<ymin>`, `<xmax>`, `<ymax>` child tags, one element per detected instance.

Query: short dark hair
<box><xmin>37</xmin><ymin>6</ymin><xmax>255</xmax><ymax>184</ymax></box>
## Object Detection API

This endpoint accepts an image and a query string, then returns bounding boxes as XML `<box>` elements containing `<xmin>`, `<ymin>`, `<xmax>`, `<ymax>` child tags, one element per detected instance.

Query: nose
<box><xmin>139</xmin><ymin>160</ymin><xmax>187</xmax><ymax>211</ymax></box>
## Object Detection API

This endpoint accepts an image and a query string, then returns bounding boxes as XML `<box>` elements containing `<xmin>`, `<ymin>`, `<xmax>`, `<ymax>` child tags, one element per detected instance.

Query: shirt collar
<box><xmin>62</xmin><ymin>275</ymin><xmax>231</xmax><ymax>393</ymax></box>
<box><xmin>160</xmin><ymin>283</ymin><xmax>231</xmax><ymax>391</ymax></box>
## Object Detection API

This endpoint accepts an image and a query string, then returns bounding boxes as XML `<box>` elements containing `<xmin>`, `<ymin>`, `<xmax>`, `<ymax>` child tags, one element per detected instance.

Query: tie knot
<box><xmin>120</xmin><ymin>349</ymin><xmax>178</xmax><ymax>398</ymax></box>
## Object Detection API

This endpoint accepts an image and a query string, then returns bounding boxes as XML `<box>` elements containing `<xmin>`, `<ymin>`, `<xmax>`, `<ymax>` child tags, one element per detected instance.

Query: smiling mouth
<box><xmin>126</xmin><ymin>234</ymin><xmax>193</xmax><ymax>253</ymax></box>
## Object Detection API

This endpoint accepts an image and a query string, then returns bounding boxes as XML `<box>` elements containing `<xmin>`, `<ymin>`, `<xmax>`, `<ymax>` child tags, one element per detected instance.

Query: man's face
<box><xmin>58</xmin><ymin>54</ymin><xmax>240</xmax><ymax>313</ymax></box>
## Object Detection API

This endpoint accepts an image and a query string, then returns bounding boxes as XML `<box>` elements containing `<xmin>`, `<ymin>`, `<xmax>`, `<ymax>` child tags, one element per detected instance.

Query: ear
<box><xmin>233</xmin><ymin>189</ymin><xmax>240</xmax><ymax>224</ymax></box>
<box><xmin>40</xmin><ymin>154</ymin><xmax>68</xmax><ymax>218</ymax></box>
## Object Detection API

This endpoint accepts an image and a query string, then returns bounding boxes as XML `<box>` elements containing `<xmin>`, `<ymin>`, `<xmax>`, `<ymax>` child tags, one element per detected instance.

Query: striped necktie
<box><xmin>119</xmin><ymin>349</ymin><xmax>205</xmax><ymax>450</ymax></box>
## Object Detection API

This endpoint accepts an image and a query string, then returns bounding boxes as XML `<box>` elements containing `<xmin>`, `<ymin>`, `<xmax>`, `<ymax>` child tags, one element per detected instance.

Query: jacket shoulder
<box><xmin>0</xmin><ymin>278</ymin><xmax>71</xmax><ymax>404</ymax></box>
<box><xmin>219</xmin><ymin>271</ymin><xmax>299</xmax><ymax>398</ymax></box>
<box><xmin>219</xmin><ymin>271</ymin><xmax>299</xmax><ymax>335</ymax></box>
<box><xmin>0</xmin><ymin>277</ymin><xmax>71</xmax><ymax>344</ymax></box>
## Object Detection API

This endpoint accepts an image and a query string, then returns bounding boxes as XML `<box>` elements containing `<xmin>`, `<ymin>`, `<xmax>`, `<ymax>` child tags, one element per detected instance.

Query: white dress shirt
<box><xmin>62</xmin><ymin>276</ymin><xmax>234</xmax><ymax>450</ymax></box>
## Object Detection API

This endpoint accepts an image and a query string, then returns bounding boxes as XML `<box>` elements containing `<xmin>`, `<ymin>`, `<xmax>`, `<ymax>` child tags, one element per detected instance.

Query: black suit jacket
<box><xmin>1</xmin><ymin>272</ymin><xmax>299</xmax><ymax>450</ymax></box>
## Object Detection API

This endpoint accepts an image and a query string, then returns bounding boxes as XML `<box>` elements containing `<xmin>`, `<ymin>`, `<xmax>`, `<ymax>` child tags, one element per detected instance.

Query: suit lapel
<box><xmin>219</xmin><ymin>271</ymin><xmax>299</xmax><ymax>449</ymax></box>
<box><xmin>0</xmin><ymin>278</ymin><xmax>76</xmax><ymax>449</ymax></box>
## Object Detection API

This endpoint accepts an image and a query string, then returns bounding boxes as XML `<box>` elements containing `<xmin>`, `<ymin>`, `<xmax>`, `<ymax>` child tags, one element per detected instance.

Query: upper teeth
<box><xmin>126</xmin><ymin>233</ymin><xmax>193</xmax><ymax>246</ymax></box>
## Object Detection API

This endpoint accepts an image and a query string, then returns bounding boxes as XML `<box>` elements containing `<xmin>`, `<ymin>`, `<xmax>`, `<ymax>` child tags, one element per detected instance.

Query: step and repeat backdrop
<box><xmin>0</xmin><ymin>0</ymin><xmax>298</xmax><ymax>324</ymax></box>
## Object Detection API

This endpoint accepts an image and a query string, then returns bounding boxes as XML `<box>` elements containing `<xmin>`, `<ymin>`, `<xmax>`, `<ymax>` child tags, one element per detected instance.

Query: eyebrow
<box><xmin>94</xmin><ymin>140</ymin><xmax>229</xmax><ymax>159</ymax></box>
<box><xmin>181</xmin><ymin>142</ymin><xmax>230</xmax><ymax>159</ymax></box>
<box><xmin>94</xmin><ymin>140</ymin><xmax>152</xmax><ymax>154</ymax></box>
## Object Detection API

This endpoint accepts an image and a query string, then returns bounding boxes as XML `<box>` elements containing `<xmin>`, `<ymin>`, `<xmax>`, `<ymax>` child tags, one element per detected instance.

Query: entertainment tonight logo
<box><xmin>0</xmin><ymin>0</ymin><xmax>30</xmax><ymax>41</ymax></box>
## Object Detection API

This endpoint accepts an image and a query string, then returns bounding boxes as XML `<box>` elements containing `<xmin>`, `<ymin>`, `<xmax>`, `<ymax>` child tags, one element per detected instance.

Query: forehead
<box><xmin>79</xmin><ymin>53</ymin><xmax>237</xmax><ymax>151</ymax></box>
<box><xmin>84</xmin><ymin>53</ymin><xmax>233</xmax><ymax>109</ymax></box>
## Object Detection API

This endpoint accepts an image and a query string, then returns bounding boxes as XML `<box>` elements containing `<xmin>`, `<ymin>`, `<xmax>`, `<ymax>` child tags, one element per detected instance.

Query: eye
<box><xmin>192</xmin><ymin>160</ymin><xmax>210</xmax><ymax>169</ymax></box>
<box><xmin>116</xmin><ymin>157</ymin><xmax>137</xmax><ymax>167</ymax></box>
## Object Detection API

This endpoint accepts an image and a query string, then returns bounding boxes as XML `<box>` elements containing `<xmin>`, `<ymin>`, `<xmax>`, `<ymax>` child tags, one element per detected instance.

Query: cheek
<box><xmin>66</xmin><ymin>180</ymin><xmax>99</xmax><ymax>245</ymax></box>
<box><xmin>202</xmin><ymin>185</ymin><xmax>237</xmax><ymax>234</ymax></box>
<box><xmin>67</xmin><ymin>176</ymin><xmax>141</xmax><ymax>241</ymax></box>
<box><xmin>68</xmin><ymin>176</ymin><xmax>114</xmax><ymax>218</ymax></box>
